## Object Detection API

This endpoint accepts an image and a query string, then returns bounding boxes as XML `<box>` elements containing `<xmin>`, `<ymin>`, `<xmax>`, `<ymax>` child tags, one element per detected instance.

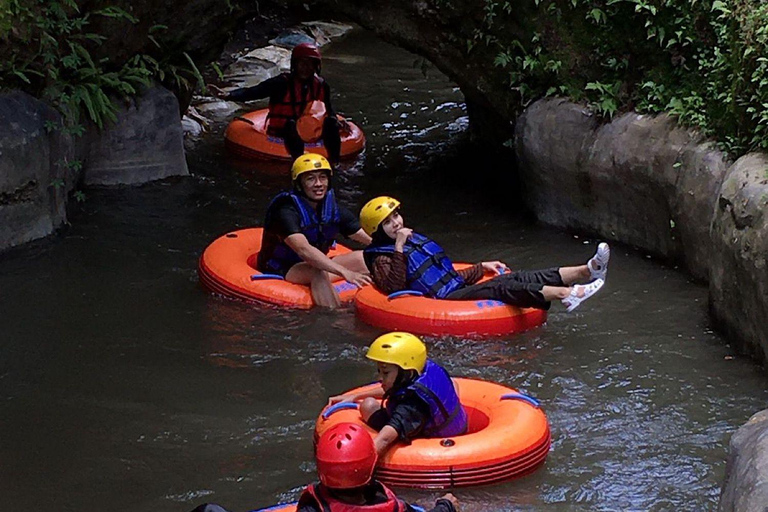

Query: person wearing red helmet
<box><xmin>188</xmin><ymin>423</ymin><xmax>459</xmax><ymax>512</ymax></box>
<box><xmin>296</xmin><ymin>422</ymin><xmax>458</xmax><ymax>512</ymax></box>
<box><xmin>210</xmin><ymin>42</ymin><xmax>345</xmax><ymax>163</ymax></box>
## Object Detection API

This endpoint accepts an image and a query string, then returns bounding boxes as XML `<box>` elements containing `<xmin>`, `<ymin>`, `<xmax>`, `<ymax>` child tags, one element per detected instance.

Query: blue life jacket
<box><xmin>387</xmin><ymin>359</ymin><xmax>468</xmax><ymax>438</ymax></box>
<box><xmin>364</xmin><ymin>232</ymin><xmax>465</xmax><ymax>299</ymax></box>
<box><xmin>258</xmin><ymin>189</ymin><xmax>340</xmax><ymax>275</ymax></box>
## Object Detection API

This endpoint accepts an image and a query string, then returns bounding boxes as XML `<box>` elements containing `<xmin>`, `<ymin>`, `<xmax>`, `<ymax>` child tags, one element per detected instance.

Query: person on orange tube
<box><xmin>328</xmin><ymin>332</ymin><xmax>467</xmax><ymax>458</ymax></box>
<box><xmin>210</xmin><ymin>42</ymin><xmax>346</xmax><ymax>164</ymax></box>
<box><xmin>189</xmin><ymin>422</ymin><xmax>459</xmax><ymax>512</ymax></box>
<box><xmin>256</xmin><ymin>154</ymin><xmax>372</xmax><ymax>308</ymax></box>
<box><xmin>358</xmin><ymin>196</ymin><xmax>609</xmax><ymax>312</ymax></box>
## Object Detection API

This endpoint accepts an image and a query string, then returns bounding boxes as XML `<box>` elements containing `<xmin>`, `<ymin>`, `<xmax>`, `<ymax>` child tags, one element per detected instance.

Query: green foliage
<box><xmin>450</xmin><ymin>0</ymin><xmax>768</xmax><ymax>156</ymax></box>
<box><xmin>0</xmin><ymin>0</ymin><xmax>152</xmax><ymax>129</ymax></box>
<box><xmin>0</xmin><ymin>1</ymin><xmax>204</xmax><ymax>132</ymax></box>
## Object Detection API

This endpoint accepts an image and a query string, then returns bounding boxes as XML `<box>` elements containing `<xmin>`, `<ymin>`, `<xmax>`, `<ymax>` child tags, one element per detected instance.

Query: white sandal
<box><xmin>588</xmin><ymin>243</ymin><xmax>610</xmax><ymax>281</ymax></box>
<box><xmin>562</xmin><ymin>279</ymin><xmax>605</xmax><ymax>313</ymax></box>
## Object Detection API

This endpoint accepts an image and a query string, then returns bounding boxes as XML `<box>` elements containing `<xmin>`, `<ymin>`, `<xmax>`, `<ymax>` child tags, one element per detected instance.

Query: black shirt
<box><xmin>265</xmin><ymin>194</ymin><xmax>360</xmax><ymax>240</ymax></box>
<box><xmin>227</xmin><ymin>73</ymin><xmax>336</xmax><ymax>117</ymax></box>
<box><xmin>384</xmin><ymin>389</ymin><xmax>431</xmax><ymax>440</ymax></box>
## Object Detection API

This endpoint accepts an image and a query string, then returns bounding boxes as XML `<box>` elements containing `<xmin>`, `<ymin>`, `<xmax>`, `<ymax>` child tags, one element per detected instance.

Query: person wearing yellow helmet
<box><xmin>256</xmin><ymin>154</ymin><xmax>372</xmax><ymax>307</ymax></box>
<box><xmin>358</xmin><ymin>196</ymin><xmax>609</xmax><ymax>312</ymax></box>
<box><xmin>209</xmin><ymin>42</ymin><xmax>346</xmax><ymax>163</ymax></box>
<box><xmin>327</xmin><ymin>332</ymin><xmax>467</xmax><ymax>457</ymax></box>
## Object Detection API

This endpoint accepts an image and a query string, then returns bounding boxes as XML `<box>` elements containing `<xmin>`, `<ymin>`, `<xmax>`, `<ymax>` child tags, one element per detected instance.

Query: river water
<box><xmin>1</xmin><ymin>29</ymin><xmax>766</xmax><ymax>512</ymax></box>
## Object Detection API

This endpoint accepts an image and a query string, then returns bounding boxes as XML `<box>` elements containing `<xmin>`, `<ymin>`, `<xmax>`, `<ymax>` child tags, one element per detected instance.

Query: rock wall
<box><xmin>710</xmin><ymin>154</ymin><xmax>768</xmax><ymax>362</ymax></box>
<box><xmin>514</xmin><ymin>98</ymin><xmax>732</xmax><ymax>282</ymax></box>
<box><xmin>719</xmin><ymin>410</ymin><xmax>768</xmax><ymax>511</ymax></box>
<box><xmin>512</xmin><ymin>98</ymin><xmax>768</xmax><ymax>511</ymax></box>
<box><xmin>0</xmin><ymin>85</ymin><xmax>187</xmax><ymax>251</ymax></box>
<box><xmin>82</xmin><ymin>86</ymin><xmax>188</xmax><ymax>186</ymax></box>
<box><xmin>0</xmin><ymin>92</ymin><xmax>76</xmax><ymax>250</ymax></box>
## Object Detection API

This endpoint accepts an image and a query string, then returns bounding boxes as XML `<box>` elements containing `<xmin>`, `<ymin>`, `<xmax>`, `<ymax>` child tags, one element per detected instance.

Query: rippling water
<box><xmin>0</xmin><ymin>29</ymin><xmax>766</xmax><ymax>512</ymax></box>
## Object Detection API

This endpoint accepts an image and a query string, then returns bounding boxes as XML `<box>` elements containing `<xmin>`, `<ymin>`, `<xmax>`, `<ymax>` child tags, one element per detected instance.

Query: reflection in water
<box><xmin>0</xmin><ymin>28</ymin><xmax>767</xmax><ymax>512</ymax></box>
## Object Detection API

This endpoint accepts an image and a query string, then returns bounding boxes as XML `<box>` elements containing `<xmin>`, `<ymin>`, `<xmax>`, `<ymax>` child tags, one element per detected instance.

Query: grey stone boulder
<box><xmin>0</xmin><ymin>91</ymin><xmax>76</xmax><ymax>251</ymax></box>
<box><xmin>719</xmin><ymin>409</ymin><xmax>768</xmax><ymax>511</ymax></box>
<box><xmin>710</xmin><ymin>153</ymin><xmax>768</xmax><ymax>362</ymax></box>
<box><xmin>300</xmin><ymin>21</ymin><xmax>355</xmax><ymax>47</ymax></box>
<box><xmin>222</xmin><ymin>45</ymin><xmax>291</xmax><ymax>91</ymax></box>
<box><xmin>515</xmin><ymin>98</ymin><xmax>723</xmax><ymax>280</ymax></box>
<box><xmin>82</xmin><ymin>85</ymin><xmax>188</xmax><ymax>185</ymax></box>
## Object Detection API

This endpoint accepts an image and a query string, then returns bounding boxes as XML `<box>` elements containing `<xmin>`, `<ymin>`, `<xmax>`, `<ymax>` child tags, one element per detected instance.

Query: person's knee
<box><xmin>360</xmin><ymin>397</ymin><xmax>380</xmax><ymax>418</ymax></box>
<box><xmin>310</xmin><ymin>268</ymin><xmax>332</xmax><ymax>286</ymax></box>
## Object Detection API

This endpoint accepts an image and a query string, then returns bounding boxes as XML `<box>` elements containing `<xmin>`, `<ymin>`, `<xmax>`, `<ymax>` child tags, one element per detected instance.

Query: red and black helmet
<box><xmin>315</xmin><ymin>422</ymin><xmax>377</xmax><ymax>489</ymax></box>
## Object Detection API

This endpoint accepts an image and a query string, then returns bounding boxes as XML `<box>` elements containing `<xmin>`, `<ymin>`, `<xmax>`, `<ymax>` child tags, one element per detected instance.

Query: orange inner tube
<box><xmin>225</xmin><ymin>109</ymin><xmax>365</xmax><ymax>161</ymax></box>
<box><xmin>198</xmin><ymin>227</ymin><xmax>359</xmax><ymax>309</ymax></box>
<box><xmin>315</xmin><ymin>378</ymin><xmax>551</xmax><ymax>489</ymax></box>
<box><xmin>354</xmin><ymin>264</ymin><xmax>548</xmax><ymax>337</ymax></box>
<box><xmin>250</xmin><ymin>504</ymin><xmax>297</xmax><ymax>512</ymax></box>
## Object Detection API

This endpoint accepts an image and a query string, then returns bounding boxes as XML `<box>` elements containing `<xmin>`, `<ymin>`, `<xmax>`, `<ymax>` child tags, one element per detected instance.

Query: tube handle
<box><xmin>387</xmin><ymin>290</ymin><xmax>424</xmax><ymax>300</ymax></box>
<box><xmin>250</xmin><ymin>273</ymin><xmax>285</xmax><ymax>281</ymax></box>
<box><xmin>322</xmin><ymin>402</ymin><xmax>359</xmax><ymax>419</ymax></box>
<box><xmin>500</xmin><ymin>392</ymin><xmax>540</xmax><ymax>408</ymax></box>
<box><xmin>234</xmin><ymin>116</ymin><xmax>255</xmax><ymax>126</ymax></box>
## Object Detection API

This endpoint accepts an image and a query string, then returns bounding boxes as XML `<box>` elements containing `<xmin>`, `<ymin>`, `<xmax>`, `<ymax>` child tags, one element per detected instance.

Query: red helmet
<box><xmin>315</xmin><ymin>423</ymin><xmax>377</xmax><ymax>489</ymax></box>
<box><xmin>292</xmin><ymin>42</ymin><xmax>322</xmax><ymax>61</ymax></box>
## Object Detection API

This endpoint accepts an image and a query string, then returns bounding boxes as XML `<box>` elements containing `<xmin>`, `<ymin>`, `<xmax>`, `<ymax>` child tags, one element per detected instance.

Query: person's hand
<box><xmin>327</xmin><ymin>394</ymin><xmax>353</xmax><ymax>407</ymax></box>
<box><xmin>394</xmin><ymin>228</ymin><xmax>413</xmax><ymax>251</ymax></box>
<box><xmin>338</xmin><ymin>117</ymin><xmax>352</xmax><ymax>134</ymax></box>
<box><xmin>438</xmin><ymin>493</ymin><xmax>459</xmax><ymax>511</ymax></box>
<box><xmin>208</xmin><ymin>84</ymin><xmax>230</xmax><ymax>100</ymax></box>
<box><xmin>481</xmin><ymin>260</ymin><xmax>508</xmax><ymax>274</ymax></box>
<box><xmin>342</xmin><ymin>269</ymin><xmax>373</xmax><ymax>288</ymax></box>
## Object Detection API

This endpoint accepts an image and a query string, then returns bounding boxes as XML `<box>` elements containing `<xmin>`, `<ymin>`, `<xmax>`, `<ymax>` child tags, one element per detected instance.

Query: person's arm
<box><xmin>457</xmin><ymin>264</ymin><xmax>483</xmax><ymax>285</ymax></box>
<box><xmin>225</xmin><ymin>75</ymin><xmax>285</xmax><ymax>102</ymax></box>
<box><xmin>371</xmin><ymin>252</ymin><xmax>408</xmax><ymax>294</ymax></box>
<box><xmin>376</xmin><ymin>395</ymin><xmax>429</xmax><ymax>457</ymax></box>
<box><xmin>322</xmin><ymin>81</ymin><xmax>336</xmax><ymax>117</ymax></box>
<box><xmin>405</xmin><ymin>494</ymin><xmax>459</xmax><ymax>512</ymax></box>
<box><xmin>328</xmin><ymin>386</ymin><xmax>385</xmax><ymax>406</ymax></box>
<box><xmin>348</xmin><ymin>228</ymin><xmax>372</xmax><ymax>246</ymax></box>
<box><xmin>373</xmin><ymin>425</ymin><xmax>400</xmax><ymax>457</ymax></box>
<box><xmin>285</xmin><ymin>233</ymin><xmax>371</xmax><ymax>287</ymax></box>
<box><xmin>338</xmin><ymin>208</ymin><xmax>370</xmax><ymax>245</ymax></box>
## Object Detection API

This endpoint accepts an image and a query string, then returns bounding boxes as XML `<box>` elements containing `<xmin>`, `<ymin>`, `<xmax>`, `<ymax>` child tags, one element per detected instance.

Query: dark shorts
<box><xmin>445</xmin><ymin>267</ymin><xmax>564</xmax><ymax>310</ymax></box>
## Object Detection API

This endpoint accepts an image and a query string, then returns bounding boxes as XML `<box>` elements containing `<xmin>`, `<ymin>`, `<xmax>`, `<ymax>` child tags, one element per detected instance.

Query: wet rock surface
<box><xmin>83</xmin><ymin>86</ymin><xmax>188</xmax><ymax>186</ymax></box>
<box><xmin>0</xmin><ymin>92</ymin><xmax>76</xmax><ymax>251</ymax></box>
<box><xmin>720</xmin><ymin>409</ymin><xmax>768</xmax><ymax>512</ymax></box>
<box><xmin>710</xmin><ymin>153</ymin><xmax>768</xmax><ymax>363</ymax></box>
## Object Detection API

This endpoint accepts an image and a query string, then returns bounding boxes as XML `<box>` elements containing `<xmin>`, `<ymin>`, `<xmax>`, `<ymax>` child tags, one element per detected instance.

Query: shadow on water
<box><xmin>0</xmin><ymin>28</ymin><xmax>767</xmax><ymax>512</ymax></box>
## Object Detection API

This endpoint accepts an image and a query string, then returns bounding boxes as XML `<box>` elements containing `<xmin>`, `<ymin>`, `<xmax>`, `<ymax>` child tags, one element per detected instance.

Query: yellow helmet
<box><xmin>359</xmin><ymin>196</ymin><xmax>401</xmax><ymax>236</ymax></box>
<box><xmin>366</xmin><ymin>332</ymin><xmax>427</xmax><ymax>374</ymax></box>
<box><xmin>291</xmin><ymin>153</ymin><xmax>332</xmax><ymax>182</ymax></box>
